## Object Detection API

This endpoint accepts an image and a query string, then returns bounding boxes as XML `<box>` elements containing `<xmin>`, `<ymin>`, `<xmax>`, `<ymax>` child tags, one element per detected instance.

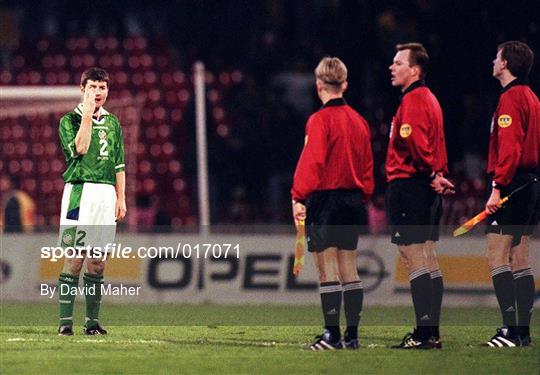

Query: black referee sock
<box><xmin>319</xmin><ymin>282</ymin><xmax>342</xmax><ymax>342</ymax></box>
<box><xmin>343</xmin><ymin>281</ymin><xmax>364</xmax><ymax>340</ymax></box>
<box><xmin>430</xmin><ymin>270</ymin><xmax>444</xmax><ymax>339</ymax></box>
<box><xmin>513</xmin><ymin>268</ymin><xmax>534</xmax><ymax>338</ymax></box>
<box><xmin>409</xmin><ymin>267</ymin><xmax>432</xmax><ymax>339</ymax></box>
<box><xmin>491</xmin><ymin>266</ymin><xmax>517</xmax><ymax>335</ymax></box>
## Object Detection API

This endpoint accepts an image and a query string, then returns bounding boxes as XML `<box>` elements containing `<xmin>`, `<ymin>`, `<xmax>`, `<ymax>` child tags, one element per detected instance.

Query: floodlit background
<box><xmin>1</xmin><ymin>0</ymin><xmax>539</xmax><ymax>228</ymax></box>
<box><xmin>1</xmin><ymin>2</ymin><xmax>539</xmax><ymax>373</ymax></box>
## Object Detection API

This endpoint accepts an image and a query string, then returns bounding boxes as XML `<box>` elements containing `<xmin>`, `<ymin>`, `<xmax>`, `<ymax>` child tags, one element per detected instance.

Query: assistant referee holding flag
<box><xmin>483</xmin><ymin>41</ymin><xmax>539</xmax><ymax>348</ymax></box>
<box><xmin>292</xmin><ymin>57</ymin><xmax>374</xmax><ymax>350</ymax></box>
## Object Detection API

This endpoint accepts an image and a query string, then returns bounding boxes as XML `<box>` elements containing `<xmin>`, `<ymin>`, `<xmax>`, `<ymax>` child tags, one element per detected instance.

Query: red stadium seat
<box><xmin>15</xmin><ymin>142</ymin><xmax>29</xmax><ymax>157</ymax></box>
<box><xmin>138</xmin><ymin>160</ymin><xmax>152</xmax><ymax>175</ymax></box>
<box><xmin>13</xmin><ymin>55</ymin><xmax>25</xmax><ymax>69</ymax></box>
<box><xmin>8</xmin><ymin>160</ymin><xmax>20</xmax><ymax>174</ymax></box>
<box><xmin>36</xmin><ymin>39</ymin><xmax>50</xmax><ymax>53</ymax></box>
<box><xmin>207</xmin><ymin>89</ymin><xmax>220</xmax><ymax>103</ymax></box>
<box><xmin>143</xmin><ymin>178</ymin><xmax>156</xmax><ymax>193</ymax></box>
<box><xmin>147</xmin><ymin>89</ymin><xmax>161</xmax><ymax>103</ymax></box>
<box><xmin>0</xmin><ymin>70</ymin><xmax>13</xmax><ymax>84</ymax></box>
<box><xmin>173</xmin><ymin>178</ymin><xmax>186</xmax><ymax>192</ymax></box>
<box><xmin>153</xmin><ymin>106</ymin><xmax>167</xmax><ymax>121</ymax></box>
<box><xmin>22</xmin><ymin>178</ymin><xmax>37</xmax><ymax>193</ymax></box>
<box><xmin>41</xmin><ymin>180</ymin><xmax>53</xmax><ymax>193</ymax></box>
<box><xmin>170</xmin><ymin>109</ymin><xmax>183</xmax><ymax>122</ymax></box>
<box><xmin>178</xmin><ymin>89</ymin><xmax>191</xmax><ymax>105</ymax></box>
<box><xmin>20</xmin><ymin>159</ymin><xmax>34</xmax><ymax>175</ymax></box>
<box><xmin>111</xmin><ymin>53</ymin><xmax>125</xmax><ymax>69</ymax></box>
<box><xmin>149</xmin><ymin>144</ymin><xmax>161</xmax><ymax>157</ymax></box>
<box><xmin>169</xmin><ymin>160</ymin><xmax>182</xmax><ymax>174</ymax></box>
<box><xmin>37</xmin><ymin>160</ymin><xmax>49</xmax><ymax>174</ymax></box>
<box><xmin>51</xmin><ymin>159</ymin><xmax>63</xmax><ymax>173</ymax></box>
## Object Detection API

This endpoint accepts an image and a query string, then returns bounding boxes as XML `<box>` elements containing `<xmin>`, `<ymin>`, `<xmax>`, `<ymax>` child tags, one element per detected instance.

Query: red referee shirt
<box><xmin>291</xmin><ymin>98</ymin><xmax>374</xmax><ymax>202</ymax></box>
<box><xmin>488</xmin><ymin>79</ymin><xmax>540</xmax><ymax>186</ymax></box>
<box><xmin>385</xmin><ymin>81</ymin><xmax>448</xmax><ymax>182</ymax></box>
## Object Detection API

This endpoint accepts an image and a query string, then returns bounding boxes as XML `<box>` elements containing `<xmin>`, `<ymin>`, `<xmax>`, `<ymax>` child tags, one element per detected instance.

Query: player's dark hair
<box><xmin>80</xmin><ymin>67</ymin><xmax>110</xmax><ymax>87</ymax></box>
<box><xmin>497</xmin><ymin>41</ymin><xmax>534</xmax><ymax>80</ymax></box>
<box><xmin>396</xmin><ymin>42</ymin><xmax>429</xmax><ymax>80</ymax></box>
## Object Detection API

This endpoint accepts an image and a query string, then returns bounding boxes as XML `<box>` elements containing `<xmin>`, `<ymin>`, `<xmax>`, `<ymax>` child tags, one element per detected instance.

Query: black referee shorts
<box><xmin>305</xmin><ymin>189</ymin><xmax>367</xmax><ymax>252</ymax></box>
<box><xmin>485</xmin><ymin>171</ymin><xmax>539</xmax><ymax>247</ymax></box>
<box><xmin>385</xmin><ymin>177</ymin><xmax>441</xmax><ymax>246</ymax></box>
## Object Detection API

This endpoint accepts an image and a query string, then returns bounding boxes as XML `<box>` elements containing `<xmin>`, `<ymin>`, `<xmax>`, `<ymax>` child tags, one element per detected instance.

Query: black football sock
<box><xmin>491</xmin><ymin>265</ymin><xmax>517</xmax><ymax>336</ymax></box>
<box><xmin>430</xmin><ymin>270</ymin><xmax>444</xmax><ymax>339</ymax></box>
<box><xmin>409</xmin><ymin>267</ymin><xmax>432</xmax><ymax>340</ymax></box>
<box><xmin>320</xmin><ymin>281</ymin><xmax>342</xmax><ymax>342</ymax></box>
<box><xmin>343</xmin><ymin>280</ymin><xmax>364</xmax><ymax>340</ymax></box>
<box><xmin>513</xmin><ymin>268</ymin><xmax>534</xmax><ymax>338</ymax></box>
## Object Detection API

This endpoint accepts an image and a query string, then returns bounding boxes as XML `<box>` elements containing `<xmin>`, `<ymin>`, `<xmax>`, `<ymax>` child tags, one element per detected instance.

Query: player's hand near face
<box><xmin>115</xmin><ymin>197</ymin><xmax>127</xmax><ymax>221</ymax></box>
<box><xmin>485</xmin><ymin>188</ymin><xmax>501</xmax><ymax>215</ymax></box>
<box><xmin>83</xmin><ymin>87</ymin><xmax>97</xmax><ymax>115</ymax></box>
<box><xmin>75</xmin><ymin>86</ymin><xmax>97</xmax><ymax>155</ymax></box>
<box><xmin>292</xmin><ymin>201</ymin><xmax>306</xmax><ymax>222</ymax></box>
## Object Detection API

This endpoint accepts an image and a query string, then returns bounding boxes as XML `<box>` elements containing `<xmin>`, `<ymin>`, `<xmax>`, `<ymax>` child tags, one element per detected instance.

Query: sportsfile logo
<box><xmin>40</xmin><ymin>242</ymin><xmax>241</xmax><ymax>262</ymax></box>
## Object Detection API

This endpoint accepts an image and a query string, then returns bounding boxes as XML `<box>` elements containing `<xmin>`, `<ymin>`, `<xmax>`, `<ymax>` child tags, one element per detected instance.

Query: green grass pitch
<box><xmin>1</xmin><ymin>303</ymin><xmax>538</xmax><ymax>374</ymax></box>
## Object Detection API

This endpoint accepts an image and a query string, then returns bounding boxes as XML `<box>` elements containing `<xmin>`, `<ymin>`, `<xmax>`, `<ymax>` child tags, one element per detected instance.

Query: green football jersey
<box><xmin>59</xmin><ymin>104</ymin><xmax>125</xmax><ymax>185</ymax></box>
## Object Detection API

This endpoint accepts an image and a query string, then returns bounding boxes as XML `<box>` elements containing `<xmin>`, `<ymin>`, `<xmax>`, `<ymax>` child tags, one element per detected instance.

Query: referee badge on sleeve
<box><xmin>399</xmin><ymin>124</ymin><xmax>412</xmax><ymax>138</ymax></box>
<box><xmin>497</xmin><ymin>114</ymin><xmax>512</xmax><ymax>128</ymax></box>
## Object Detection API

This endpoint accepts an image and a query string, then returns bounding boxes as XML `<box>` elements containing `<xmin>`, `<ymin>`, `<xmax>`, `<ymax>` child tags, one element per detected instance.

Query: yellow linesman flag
<box><xmin>293</xmin><ymin>219</ymin><xmax>305</xmax><ymax>276</ymax></box>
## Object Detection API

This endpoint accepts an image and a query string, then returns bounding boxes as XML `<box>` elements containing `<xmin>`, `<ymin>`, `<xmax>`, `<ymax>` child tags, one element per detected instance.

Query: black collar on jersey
<box><xmin>500</xmin><ymin>77</ymin><xmax>529</xmax><ymax>95</ymax></box>
<box><xmin>322</xmin><ymin>97</ymin><xmax>347</xmax><ymax>109</ymax></box>
<box><xmin>401</xmin><ymin>80</ymin><xmax>425</xmax><ymax>99</ymax></box>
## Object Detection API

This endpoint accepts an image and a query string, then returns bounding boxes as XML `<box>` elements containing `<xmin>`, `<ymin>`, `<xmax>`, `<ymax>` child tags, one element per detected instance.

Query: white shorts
<box><xmin>58</xmin><ymin>182</ymin><xmax>117</xmax><ymax>251</ymax></box>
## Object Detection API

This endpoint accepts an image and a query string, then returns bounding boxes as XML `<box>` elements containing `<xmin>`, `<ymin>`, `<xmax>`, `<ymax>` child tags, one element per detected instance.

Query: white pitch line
<box><xmin>6</xmin><ymin>337</ymin><xmax>295</xmax><ymax>347</ymax></box>
<box><xmin>7</xmin><ymin>338</ymin><xmax>166</xmax><ymax>344</ymax></box>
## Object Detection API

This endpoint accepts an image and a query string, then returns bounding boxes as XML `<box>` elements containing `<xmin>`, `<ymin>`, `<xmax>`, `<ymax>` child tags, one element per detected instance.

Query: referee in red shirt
<box><xmin>385</xmin><ymin>43</ymin><xmax>454</xmax><ymax>349</ymax></box>
<box><xmin>291</xmin><ymin>57</ymin><xmax>374</xmax><ymax>350</ymax></box>
<box><xmin>484</xmin><ymin>41</ymin><xmax>539</xmax><ymax>348</ymax></box>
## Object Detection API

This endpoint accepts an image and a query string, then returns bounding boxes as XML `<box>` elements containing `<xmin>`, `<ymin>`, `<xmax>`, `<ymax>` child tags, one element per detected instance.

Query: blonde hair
<box><xmin>315</xmin><ymin>57</ymin><xmax>348</xmax><ymax>91</ymax></box>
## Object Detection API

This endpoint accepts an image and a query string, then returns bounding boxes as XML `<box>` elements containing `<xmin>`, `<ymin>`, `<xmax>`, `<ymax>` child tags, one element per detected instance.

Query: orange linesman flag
<box><xmin>452</xmin><ymin>197</ymin><xmax>509</xmax><ymax>237</ymax></box>
<box><xmin>453</xmin><ymin>178</ymin><xmax>537</xmax><ymax>237</ymax></box>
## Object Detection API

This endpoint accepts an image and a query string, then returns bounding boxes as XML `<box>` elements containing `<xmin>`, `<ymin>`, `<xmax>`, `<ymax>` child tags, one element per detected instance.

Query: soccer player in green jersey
<box><xmin>57</xmin><ymin>67</ymin><xmax>127</xmax><ymax>336</ymax></box>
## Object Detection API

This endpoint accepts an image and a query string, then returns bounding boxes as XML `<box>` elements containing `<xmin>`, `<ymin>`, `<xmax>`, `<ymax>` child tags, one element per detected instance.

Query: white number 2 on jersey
<box><xmin>99</xmin><ymin>139</ymin><xmax>109</xmax><ymax>156</ymax></box>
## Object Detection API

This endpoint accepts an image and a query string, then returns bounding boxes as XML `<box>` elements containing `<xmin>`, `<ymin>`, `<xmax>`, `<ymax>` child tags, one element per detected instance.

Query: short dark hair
<box><xmin>497</xmin><ymin>41</ymin><xmax>534</xmax><ymax>80</ymax></box>
<box><xmin>396</xmin><ymin>42</ymin><xmax>429</xmax><ymax>79</ymax></box>
<box><xmin>80</xmin><ymin>67</ymin><xmax>109</xmax><ymax>87</ymax></box>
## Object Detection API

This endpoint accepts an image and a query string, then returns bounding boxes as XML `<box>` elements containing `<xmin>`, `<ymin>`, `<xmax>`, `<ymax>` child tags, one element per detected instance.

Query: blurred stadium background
<box><xmin>1</xmin><ymin>0</ymin><xmax>539</xmax><ymax>311</ymax></box>
<box><xmin>1</xmin><ymin>2</ymin><xmax>539</xmax><ymax>373</ymax></box>
<box><xmin>1</xmin><ymin>0</ymin><xmax>538</xmax><ymax>229</ymax></box>
<box><xmin>0</xmin><ymin>0</ymin><xmax>540</xmax><ymax>304</ymax></box>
